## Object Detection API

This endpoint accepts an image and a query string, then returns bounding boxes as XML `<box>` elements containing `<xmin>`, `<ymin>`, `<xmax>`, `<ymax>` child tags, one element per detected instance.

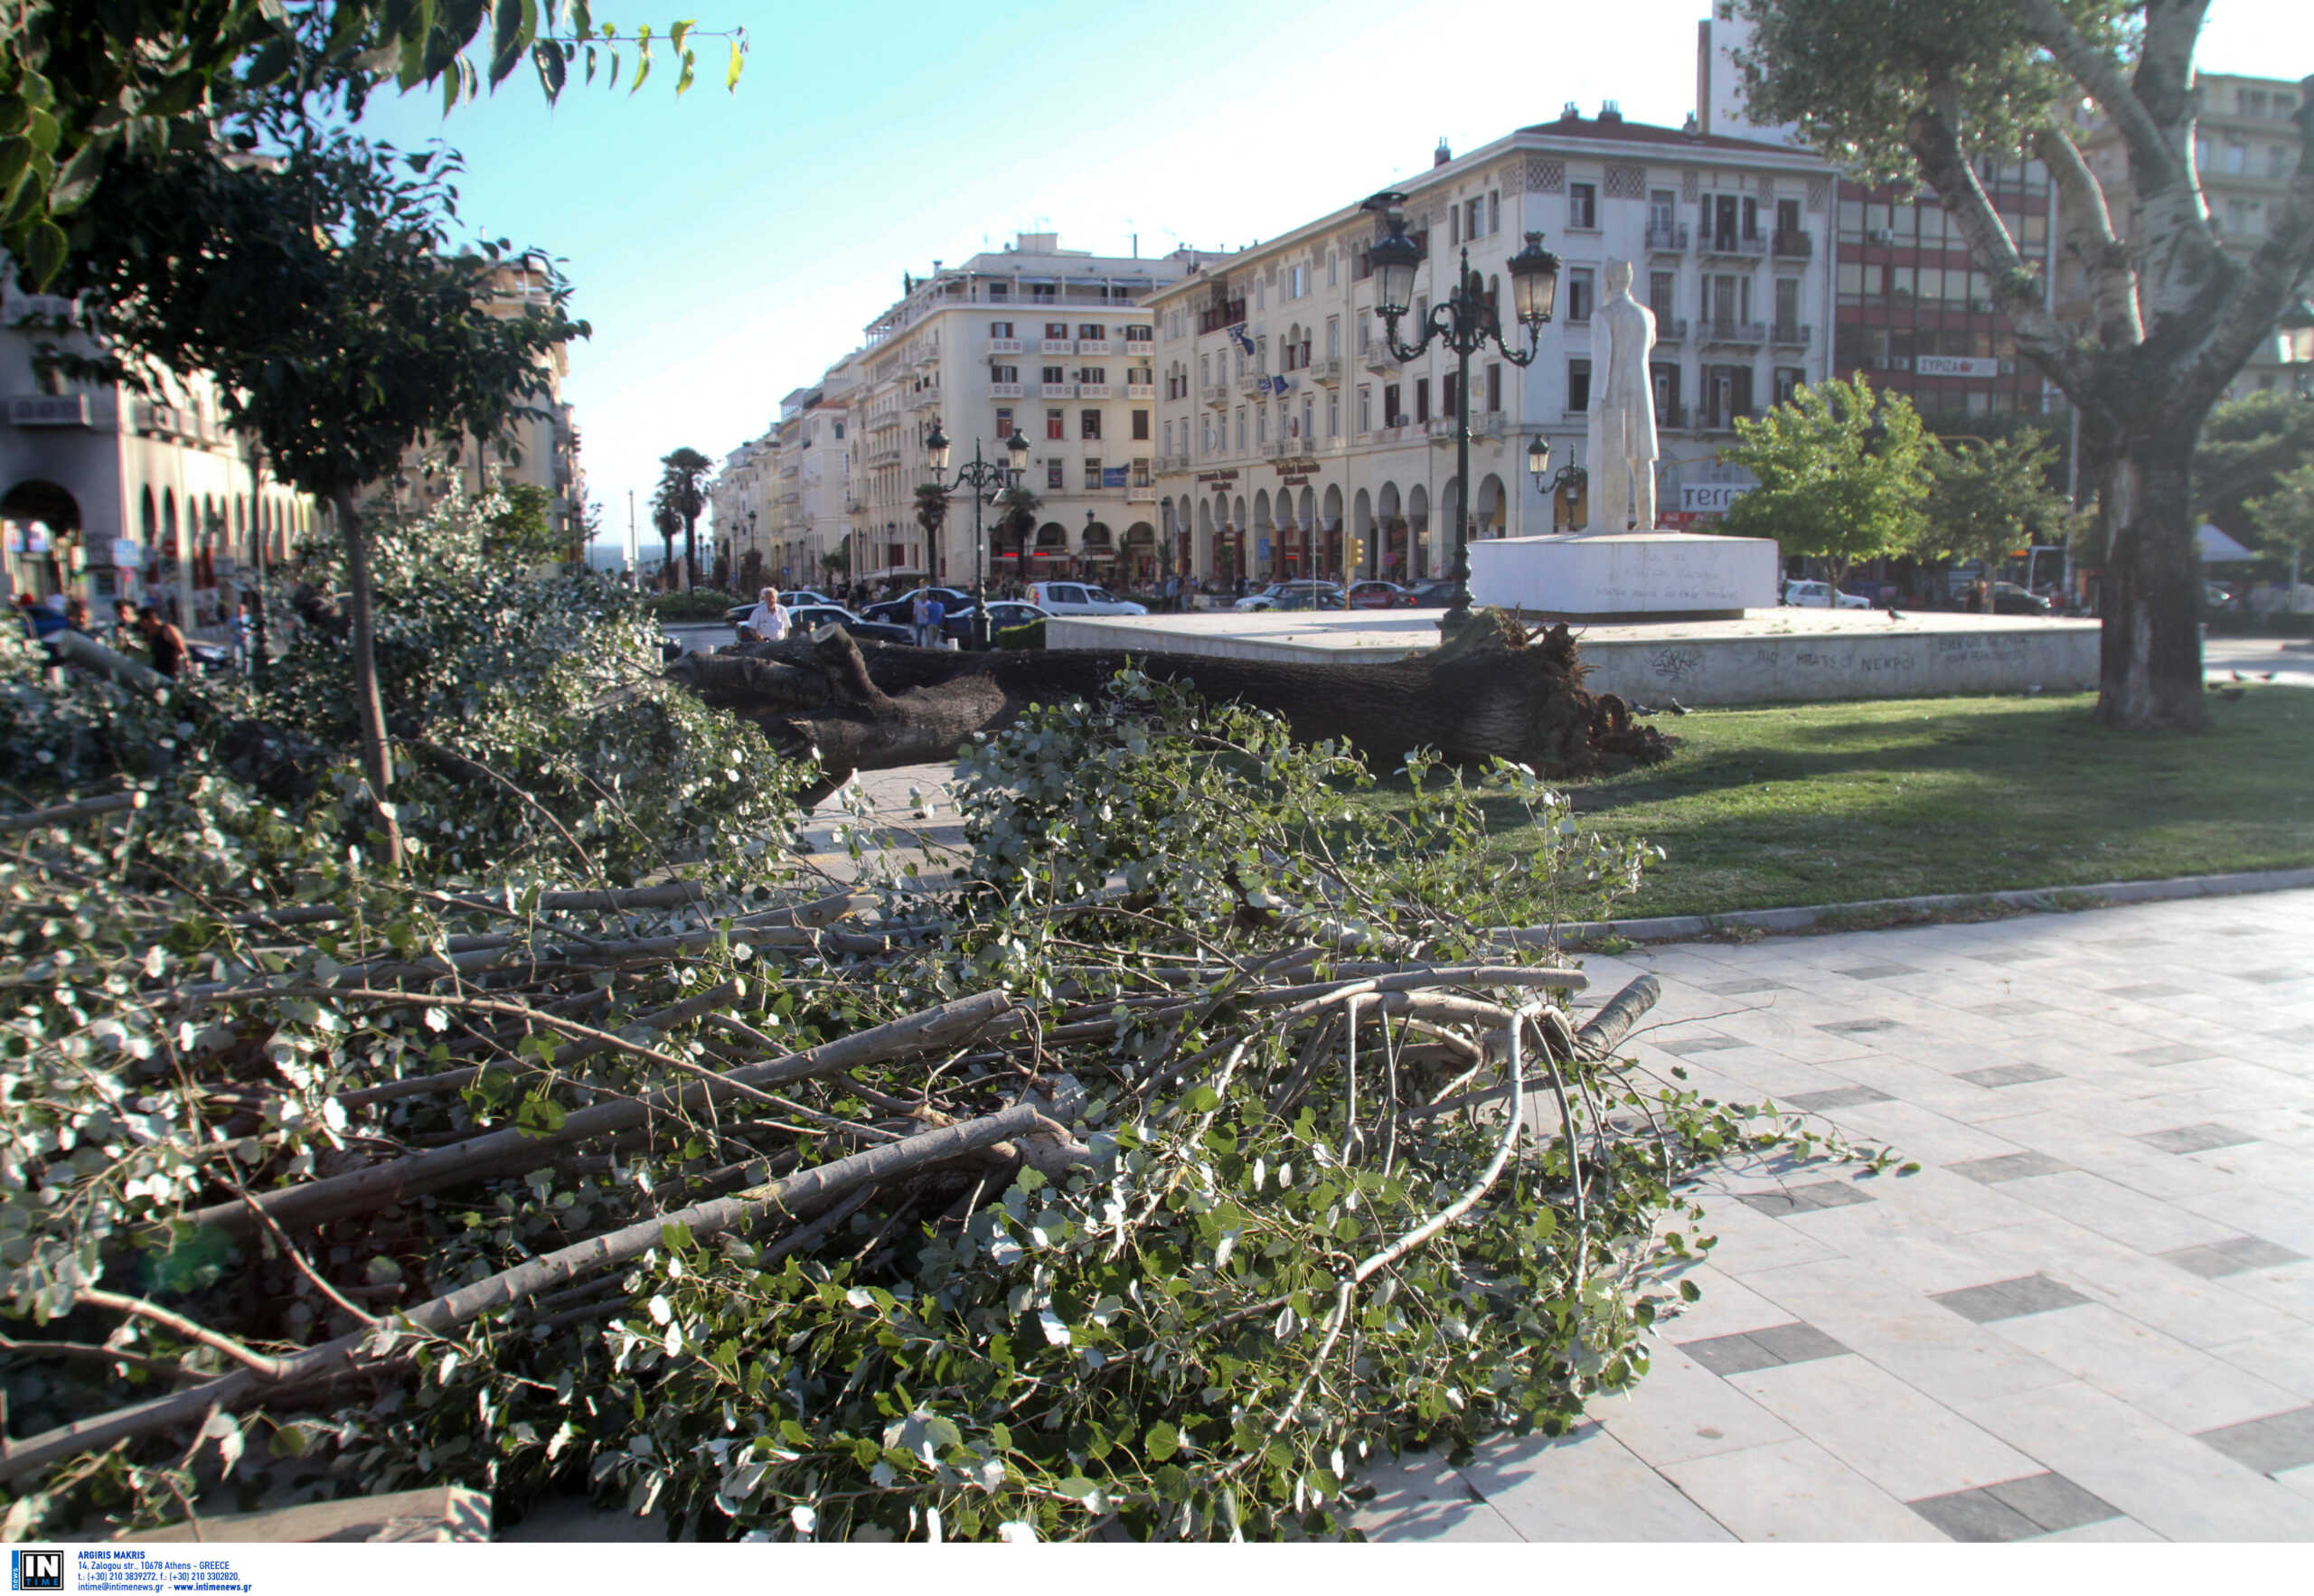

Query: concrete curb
<box><xmin>1552</xmin><ymin>865</ymin><xmax>2314</xmax><ymax>946</ymax></box>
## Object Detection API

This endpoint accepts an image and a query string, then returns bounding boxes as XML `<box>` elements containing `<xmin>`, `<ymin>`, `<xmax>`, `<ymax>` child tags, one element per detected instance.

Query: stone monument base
<box><xmin>1468</xmin><ymin>530</ymin><xmax>1781</xmax><ymax>620</ymax></box>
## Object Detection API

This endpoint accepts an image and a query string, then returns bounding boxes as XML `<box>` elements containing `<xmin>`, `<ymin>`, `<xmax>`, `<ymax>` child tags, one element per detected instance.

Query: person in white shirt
<box><xmin>739</xmin><ymin>587</ymin><xmax>789</xmax><ymax>643</ymax></box>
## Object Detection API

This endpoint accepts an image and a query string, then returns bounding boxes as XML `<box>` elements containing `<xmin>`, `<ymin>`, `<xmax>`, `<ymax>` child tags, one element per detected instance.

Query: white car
<box><xmin>1783</xmin><ymin>579</ymin><xmax>1868</xmax><ymax>610</ymax></box>
<box><xmin>1027</xmin><ymin>581</ymin><xmax>1146</xmax><ymax>616</ymax></box>
<box><xmin>1233</xmin><ymin>580</ymin><xmax>1345</xmax><ymax>612</ymax></box>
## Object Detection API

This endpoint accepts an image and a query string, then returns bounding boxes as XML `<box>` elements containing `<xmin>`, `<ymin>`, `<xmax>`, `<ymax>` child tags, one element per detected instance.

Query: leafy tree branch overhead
<box><xmin>0</xmin><ymin>2</ymin><xmax>747</xmax><ymax>286</ymax></box>
<box><xmin>1727</xmin><ymin>0</ymin><xmax>2314</xmax><ymax>732</ymax></box>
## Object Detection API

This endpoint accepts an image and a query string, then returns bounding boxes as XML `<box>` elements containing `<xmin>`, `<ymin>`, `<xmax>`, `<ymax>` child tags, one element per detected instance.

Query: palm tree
<box><xmin>654</xmin><ymin>446</ymin><xmax>714</xmax><ymax>590</ymax></box>
<box><xmin>993</xmin><ymin>483</ymin><xmax>1040</xmax><ymax>580</ymax></box>
<box><xmin>650</xmin><ymin>502</ymin><xmax>682</xmax><ymax>589</ymax></box>
<box><xmin>913</xmin><ymin>483</ymin><xmax>949</xmax><ymax>577</ymax></box>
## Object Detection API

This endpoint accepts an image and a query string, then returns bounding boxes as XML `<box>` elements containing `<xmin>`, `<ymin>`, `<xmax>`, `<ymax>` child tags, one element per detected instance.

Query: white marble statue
<box><xmin>1585</xmin><ymin>259</ymin><xmax>1660</xmax><ymax>533</ymax></box>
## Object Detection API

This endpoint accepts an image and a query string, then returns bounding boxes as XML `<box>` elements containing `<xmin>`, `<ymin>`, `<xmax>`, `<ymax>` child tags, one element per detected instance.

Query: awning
<box><xmin>2197</xmin><ymin>523</ymin><xmax>2255</xmax><ymax>562</ymax></box>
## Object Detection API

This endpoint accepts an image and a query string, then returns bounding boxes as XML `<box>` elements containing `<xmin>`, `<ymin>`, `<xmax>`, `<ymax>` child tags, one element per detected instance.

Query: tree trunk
<box><xmin>682</xmin><ymin>514</ymin><xmax>698</xmax><ymax>592</ymax></box>
<box><xmin>331</xmin><ymin>488</ymin><xmax>407</xmax><ymax>868</ymax></box>
<box><xmin>2090</xmin><ymin>435</ymin><xmax>2206</xmax><ymax>731</ymax></box>
<box><xmin>667</xmin><ymin>610</ymin><xmax>1670</xmax><ymax>784</ymax></box>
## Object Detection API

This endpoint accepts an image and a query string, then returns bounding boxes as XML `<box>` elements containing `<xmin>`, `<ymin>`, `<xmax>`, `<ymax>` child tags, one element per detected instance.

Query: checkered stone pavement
<box><xmin>1357</xmin><ymin>887</ymin><xmax>2314</xmax><ymax>1543</ymax></box>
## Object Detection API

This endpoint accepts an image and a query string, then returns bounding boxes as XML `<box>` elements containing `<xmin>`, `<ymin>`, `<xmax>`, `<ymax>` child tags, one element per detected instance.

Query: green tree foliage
<box><xmin>481</xmin><ymin>482</ymin><xmax>567</xmax><ymax>569</ymax></box>
<box><xmin>994</xmin><ymin>484</ymin><xmax>1042</xmax><ymax>561</ymax></box>
<box><xmin>1718</xmin><ymin>374</ymin><xmax>1930</xmax><ymax>585</ymax></box>
<box><xmin>47</xmin><ymin>134</ymin><xmax>583</xmax><ymax>865</ymax></box>
<box><xmin>2248</xmin><ymin>463</ymin><xmax>2314</xmax><ymax>601</ymax></box>
<box><xmin>654</xmin><ymin>446</ymin><xmax>712</xmax><ymax>590</ymax></box>
<box><xmin>1919</xmin><ymin>433</ymin><xmax>2083</xmax><ymax>607</ymax></box>
<box><xmin>1726</xmin><ymin>0</ymin><xmax>2314</xmax><ymax>730</ymax></box>
<box><xmin>913</xmin><ymin>482</ymin><xmax>950</xmax><ymax>545</ymax></box>
<box><xmin>1</xmin><ymin>2</ymin><xmax>746</xmax><ymax>286</ymax></box>
<box><xmin>2196</xmin><ymin>391</ymin><xmax>2314</xmax><ymax>548</ymax></box>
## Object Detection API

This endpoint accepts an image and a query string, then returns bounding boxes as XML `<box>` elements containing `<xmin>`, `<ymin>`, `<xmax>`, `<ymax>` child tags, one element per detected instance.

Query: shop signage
<box><xmin>1196</xmin><ymin>469</ymin><xmax>1238</xmax><ymax>484</ymax></box>
<box><xmin>1277</xmin><ymin>472</ymin><xmax>1312</xmax><ymax>488</ymax></box>
<box><xmin>1680</xmin><ymin>483</ymin><xmax>1753</xmax><ymax>513</ymax></box>
<box><xmin>1914</xmin><ymin>354</ymin><xmax>1999</xmax><ymax>379</ymax></box>
<box><xmin>1102</xmin><ymin>466</ymin><xmax>1129</xmax><ymax>488</ymax></box>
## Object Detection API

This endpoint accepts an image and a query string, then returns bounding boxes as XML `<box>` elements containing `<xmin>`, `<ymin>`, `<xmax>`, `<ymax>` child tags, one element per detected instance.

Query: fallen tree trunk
<box><xmin>667</xmin><ymin>609</ymin><xmax>1670</xmax><ymax>784</ymax></box>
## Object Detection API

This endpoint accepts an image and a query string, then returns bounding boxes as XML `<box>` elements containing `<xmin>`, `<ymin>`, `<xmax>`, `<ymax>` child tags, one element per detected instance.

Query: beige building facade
<box><xmin>1146</xmin><ymin>111</ymin><xmax>1838</xmax><ymax>589</ymax></box>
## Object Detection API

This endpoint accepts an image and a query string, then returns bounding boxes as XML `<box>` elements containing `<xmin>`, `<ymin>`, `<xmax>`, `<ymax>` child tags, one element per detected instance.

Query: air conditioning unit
<box><xmin>1867</xmin><ymin>228</ymin><xmax>1895</xmax><ymax>244</ymax></box>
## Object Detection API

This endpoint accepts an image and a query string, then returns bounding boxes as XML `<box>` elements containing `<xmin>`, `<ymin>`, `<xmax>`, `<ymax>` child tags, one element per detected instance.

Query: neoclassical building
<box><xmin>841</xmin><ymin>233</ymin><xmax>1220</xmax><ymax>592</ymax></box>
<box><xmin>1144</xmin><ymin>108</ymin><xmax>1839</xmax><ymax>588</ymax></box>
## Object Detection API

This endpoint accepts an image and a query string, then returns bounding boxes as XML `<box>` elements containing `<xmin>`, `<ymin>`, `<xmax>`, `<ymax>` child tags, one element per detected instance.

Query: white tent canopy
<box><xmin>2197</xmin><ymin>522</ymin><xmax>2256</xmax><ymax>562</ymax></box>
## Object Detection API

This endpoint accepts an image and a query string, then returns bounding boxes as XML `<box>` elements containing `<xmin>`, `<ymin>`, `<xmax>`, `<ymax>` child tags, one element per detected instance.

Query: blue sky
<box><xmin>350</xmin><ymin>0</ymin><xmax>2314</xmax><ymax>562</ymax></box>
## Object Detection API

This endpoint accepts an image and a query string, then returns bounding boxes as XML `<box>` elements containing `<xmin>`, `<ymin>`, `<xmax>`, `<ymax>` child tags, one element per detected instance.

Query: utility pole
<box><xmin>627</xmin><ymin>488</ymin><xmax>637</xmax><ymax>583</ymax></box>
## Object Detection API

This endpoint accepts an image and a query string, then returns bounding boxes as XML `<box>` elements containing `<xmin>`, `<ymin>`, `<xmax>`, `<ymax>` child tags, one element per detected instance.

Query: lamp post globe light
<box><xmin>924</xmin><ymin>420</ymin><xmax>1031</xmax><ymax>648</ymax></box>
<box><xmin>1366</xmin><ymin>192</ymin><xmax>1560</xmax><ymax>633</ymax></box>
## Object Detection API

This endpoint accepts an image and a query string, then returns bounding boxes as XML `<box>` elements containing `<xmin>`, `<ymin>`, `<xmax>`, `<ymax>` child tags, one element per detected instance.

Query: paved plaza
<box><xmin>1355</xmin><ymin>887</ymin><xmax>2314</xmax><ymax>1542</ymax></box>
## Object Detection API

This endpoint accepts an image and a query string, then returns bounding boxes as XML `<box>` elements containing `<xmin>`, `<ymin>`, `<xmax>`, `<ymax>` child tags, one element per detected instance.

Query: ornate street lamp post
<box><xmin>924</xmin><ymin>422</ymin><xmax>1031</xmax><ymax>649</ymax></box>
<box><xmin>1366</xmin><ymin>192</ymin><xmax>1559</xmax><ymax>633</ymax></box>
<box><xmin>2280</xmin><ymin>296</ymin><xmax>2314</xmax><ymax>401</ymax></box>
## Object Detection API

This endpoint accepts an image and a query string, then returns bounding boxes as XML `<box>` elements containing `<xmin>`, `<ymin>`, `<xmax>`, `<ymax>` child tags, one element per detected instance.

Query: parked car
<box><xmin>859</xmin><ymin>586</ymin><xmax>973</xmax><ymax>624</ymax></box>
<box><xmin>1233</xmin><ymin>580</ymin><xmax>1344</xmax><ymax>613</ymax></box>
<box><xmin>785</xmin><ymin>603</ymin><xmax>915</xmax><ymax>645</ymax></box>
<box><xmin>1783</xmin><ymin>579</ymin><xmax>1868</xmax><ymax>609</ymax></box>
<box><xmin>1346</xmin><ymin>579</ymin><xmax>1416</xmax><ymax>609</ymax></box>
<box><xmin>1026</xmin><ymin>580</ymin><xmax>1147</xmax><ymax>615</ymax></box>
<box><xmin>1406</xmin><ymin>579</ymin><xmax>1462</xmax><ymax>607</ymax></box>
<box><xmin>1989</xmin><ymin>582</ymin><xmax>2051</xmax><ymax>616</ymax></box>
<box><xmin>942</xmin><ymin>599</ymin><xmax>1051</xmax><ymax>643</ymax></box>
<box><xmin>185</xmin><ymin>639</ymin><xmax>235</xmax><ymax>677</ymax></box>
<box><xmin>1271</xmin><ymin>587</ymin><xmax>1349</xmax><ymax>611</ymax></box>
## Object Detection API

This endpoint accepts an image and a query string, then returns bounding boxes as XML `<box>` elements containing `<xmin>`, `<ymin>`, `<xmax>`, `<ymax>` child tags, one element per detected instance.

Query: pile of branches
<box><xmin>1</xmin><ymin>583</ymin><xmax>1883</xmax><ymax>1541</ymax></box>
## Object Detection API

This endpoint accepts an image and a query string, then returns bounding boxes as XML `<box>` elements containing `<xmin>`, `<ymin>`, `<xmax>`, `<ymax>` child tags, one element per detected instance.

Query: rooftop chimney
<box><xmin>1682</xmin><ymin>111</ymin><xmax>1699</xmax><ymax>136</ymax></box>
<box><xmin>1560</xmin><ymin>101</ymin><xmax>1581</xmax><ymax>123</ymax></box>
<box><xmin>1599</xmin><ymin>99</ymin><xmax>1623</xmax><ymax>122</ymax></box>
<box><xmin>1434</xmin><ymin>136</ymin><xmax>1452</xmax><ymax>167</ymax></box>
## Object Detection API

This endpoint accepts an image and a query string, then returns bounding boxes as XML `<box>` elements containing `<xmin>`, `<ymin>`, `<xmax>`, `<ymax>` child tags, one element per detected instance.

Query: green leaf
<box><xmin>725</xmin><ymin>41</ymin><xmax>743</xmax><ymax>91</ymax></box>
<box><xmin>513</xmin><ymin>1093</ymin><xmax>568</xmax><ymax>1138</ymax></box>
<box><xmin>22</xmin><ymin>218</ymin><xmax>66</xmax><ymax>289</ymax></box>
<box><xmin>24</xmin><ymin>108</ymin><xmax>58</xmax><ymax>155</ymax></box>
<box><xmin>630</xmin><ymin>31</ymin><xmax>652</xmax><ymax>94</ymax></box>
<box><xmin>675</xmin><ymin>48</ymin><xmax>694</xmax><ymax>97</ymax></box>
<box><xmin>488</xmin><ymin>0</ymin><xmax>531</xmax><ymax>88</ymax></box>
<box><xmin>0</xmin><ymin>137</ymin><xmax>30</xmax><ymax>200</ymax></box>
<box><xmin>669</xmin><ymin>20</ymin><xmax>694</xmax><ymax>55</ymax></box>
<box><xmin>1144</xmin><ymin>1420</ymin><xmax>1180</xmax><ymax>1461</ymax></box>
<box><xmin>531</xmin><ymin>40</ymin><xmax>566</xmax><ymax>99</ymax></box>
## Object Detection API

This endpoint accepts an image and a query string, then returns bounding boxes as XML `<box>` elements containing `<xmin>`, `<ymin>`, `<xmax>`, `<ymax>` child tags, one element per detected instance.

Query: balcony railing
<box><xmin>1771</xmin><ymin>322</ymin><xmax>1813</xmax><ymax>346</ymax></box>
<box><xmin>1652</xmin><ymin>315</ymin><xmax>1690</xmax><ymax>343</ymax></box>
<box><xmin>1260</xmin><ymin>439</ymin><xmax>1290</xmax><ymax>459</ymax></box>
<box><xmin>1038</xmin><ymin>381</ymin><xmax>1077</xmax><ymax>399</ymax></box>
<box><xmin>1077</xmin><ymin>382</ymin><xmax>1113</xmax><ymax>399</ymax></box>
<box><xmin>1699</xmin><ymin>319</ymin><xmax>1770</xmax><ymax>346</ymax></box>
<box><xmin>1039</xmin><ymin>338</ymin><xmax>1076</xmax><ymax>355</ymax></box>
<box><xmin>1300</xmin><ymin>356</ymin><xmax>1340</xmax><ymax>385</ymax></box>
<box><xmin>1126</xmin><ymin>382</ymin><xmax>1155</xmax><ymax>399</ymax></box>
<box><xmin>1645</xmin><ymin>222</ymin><xmax>1689</xmax><ymax>253</ymax></box>
<box><xmin>1362</xmin><ymin>343</ymin><xmax>1401</xmax><ymax>371</ymax></box>
<box><xmin>1698</xmin><ymin>408</ymin><xmax>1760</xmax><ymax>430</ymax></box>
<box><xmin>986</xmin><ymin>337</ymin><xmax>1022</xmax><ymax>355</ymax></box>
<box><xmin>1201</xmin><ymin>382</ymin><xmax>1230</xmax><ymax>407</ymax></box>
<box><xmin>1772</xmin><ymin>229</ymin><xmax>1813</xmax><ymax>259</ymax></box>
<box><xmin>909</xmin><ymin>383</ymin><xmax>941</xmax><ymax>408</ymax></box>
<box><xmin>1123</xmin><ymin>336</ymin><xmax>1157</xmax><ymax>358</ymax></box>
<box><xmin>1127</xmin><ymin>483</ymin><xmax>1156</xmax><ymax>502</ymax></box>
<box><xmin>132</xmin><ymin>399</ymin><xmax>188</xmax><ymax>437</ymax></box>
<box><xmin>8</xmin><ymin>393</ymin><xmax>93</xmax><ymax>427</ymax></box>
<box><xmin>1077</xmin><ymin>339</ymin><xmax>1112</xmax><ymax>356</ymax></box>
<box><xmin>1471</xmin><ymin>412</ymin><xmax>1508</xmax><ymax>438</ymax></box>
<box><xmin>1197</xmin><ymin>301</ymin><xmax>1247</xmax><ymax>335</ymax></box>
<box><xmin>1237</xmin><ymin>372</ymin><xmax>1270</xmax><ymax>397</ymax></box>
<box><xmin>1698</xmin><ymin>231</ymin><xmax>1768</xmax><ymax>258</ymax></box>
<box><xmin>988</xmin><ymin>381</ymin><xmax>1024</xmax><ymax>399</ymax></box>
<box><xmin>867</xmin><ymin>445</ymin><xmax>901</xmax><ymax>467</ymax></box>
<box><xmin>1659</xmin><ymin>403</ymin><xmax>1691</xmax><ymax>429</ymax></box>
<box><xmin>1155</xmin><ymin>454</ymin><xmax>1190</xmax><ymax>474</ymax></box>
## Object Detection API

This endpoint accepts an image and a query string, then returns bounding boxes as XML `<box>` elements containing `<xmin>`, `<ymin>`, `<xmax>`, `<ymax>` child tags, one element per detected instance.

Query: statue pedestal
<box><xmin>1467</xmin><ymin>531</ymin><xmax>1781</xmax><ymax>621</ymax></box>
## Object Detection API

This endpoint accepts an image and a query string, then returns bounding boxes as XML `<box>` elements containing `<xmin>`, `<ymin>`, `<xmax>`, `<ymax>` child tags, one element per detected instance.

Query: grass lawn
<box><xmin>1365</xmin><ymin>689</ymin><xmax>2314</xmax><ymax>921</ymax></box>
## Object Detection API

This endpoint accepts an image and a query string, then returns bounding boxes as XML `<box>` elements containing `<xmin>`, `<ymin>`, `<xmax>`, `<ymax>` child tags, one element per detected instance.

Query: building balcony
<box><xmin>1077</xmin><ymin>382</ymin><xmax>1113</xmax><ymax>399</ymax></box>
<box><xmin>1126</xmin><ymin>382</ymin><xmax>1155</xmax><ymax>399</ymax></box>
<box><xmin>988</xmin><ymin>381</ymin><xmax>1024</xmax><ymax>399</ymax></box>
<box><xmin>986</xmin><ymin>337</ymin><xmax>1023</xmax><ymax>355</ymax></box>
<box><xmin>1698</xmin><ymin>231</ymin><xmax>1768</xmax><ymax>259</ymax></box>
<box><xmin>1077</xmin><ymin>339</ymin><xmax>1112</xmax><ymax>356</ymax></box>
<box><xmin>1038</xmin><ymin>381</ymin><xmax>1077</xmax><ymax>399</ymax></box>
<box><xmin>1200</xmin><ymin>382</ymin><xmax>1230</xmax><ymax>408</ymax></box>
<box><xmin>1127</xmin><ymin>483</ymin><xmax>1156</xmax><ymax>502</ymax></box>
<box><xmin>131</xmin><ymin>399</ymin><xmax>192</xmax><ymax>438</ymax></box>
<box><xmin>1698</xmin><ymin>408</ymin><xmax>1760</xmax><ymax>431</ymax></box>
<box><xmin>1123</xmin><ymin>337</ymin><xmax>1157</xmax><ymax>361</ymax></box>
<box><xmin>1471</xmin><ymin>411</ymin><xmax>1508</xmax><ymax>438</ymax></box>
<box><xmin>1039</xmin><ymin>338</ymin><xmax>1076</xmax><ymax>355</ymax></box>
<box><xmin>1652</xmin><ymin>315</ymin><xmax>1690</xmax><ymax>343</ymax></box>
<box><xmin>1699</xmin><ymin>319</ymin><xmax>1770</xmax><ymax>347</ymax></box>
<box><xmin>8</xmin><ymin>392</ymin><xmax>94</xmax><ymax>427</ymax></box>
<box><xmin>1260</xmin><ymin>439</ymin><xmax>1290</xmax><ymax>459</ymax></box>
<box><xmin>1771</xmin><ymin>321</ymin><xmax>1813</xmax><ymax>346</ymax></box>
<box><xmin>867</xmin><ymin>445</ymin><xmax>902</xmax><ymax>467</ymax></box>
<box><xmin>1237</xmin><ymin>371</ymin><xmax>1270</xmax><ymax>397</ymax></box>
<box><xmin>1645</xmin><ymin>222</ymin><xmax>1689</xmax><ymax>254</ymax></box>
<box><xmin>1362</xmin><ymin>343</ymin><xmax>1402</xmax><ymax>371</ymax></box>
<box><xmin>1772</xmin><ymin>229</ymin><xmax>1814</xmax><ymax>259</ymax></box>
<box><xmin>1154</xmin><ymin>454</ymin><xmax>1191</xmax><ymax>474</ymax></box>
<box><xmin>1659</xmin><ymin>403</ymin><xmax>1691</xmax><ymax>429</ymax></box>
<box><xmin>909</xmin><ymin>383</ymin><xmax>941</xmax><ymax>408</ymax></box>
